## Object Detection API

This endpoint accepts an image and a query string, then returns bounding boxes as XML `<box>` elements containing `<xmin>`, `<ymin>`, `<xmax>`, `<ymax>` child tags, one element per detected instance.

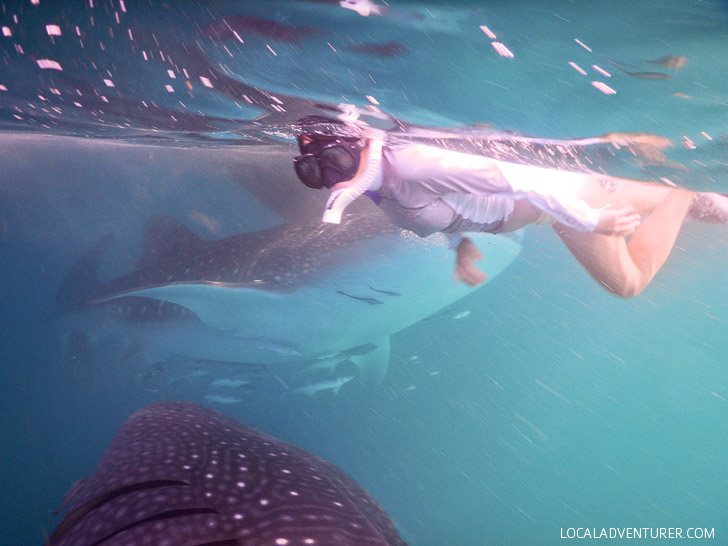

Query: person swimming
<box><xmin>292</xmin><ymin>117</ymin><xmax>728</xmax><ymax>297</ymax></box>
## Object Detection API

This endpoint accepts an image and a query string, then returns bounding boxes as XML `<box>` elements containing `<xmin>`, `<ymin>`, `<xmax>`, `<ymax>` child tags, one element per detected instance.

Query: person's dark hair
<box><xmin>294</xmin><ymin>116</ymin><xmax>362</xmax><ymax>147</ymax></box>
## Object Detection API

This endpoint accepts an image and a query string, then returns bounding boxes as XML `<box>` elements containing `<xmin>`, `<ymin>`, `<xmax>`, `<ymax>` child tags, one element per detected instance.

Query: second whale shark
<box><xmin>58</xmin><ymin>212</ymin><xmax>522</xmax><ymax>385</ymax></box>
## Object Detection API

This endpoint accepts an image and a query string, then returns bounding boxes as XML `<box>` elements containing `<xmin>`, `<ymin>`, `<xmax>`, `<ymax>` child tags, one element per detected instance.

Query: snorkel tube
<box><xmin>322</xmin><ymin>128</ymin><xmax>385</xmax><ymax>224</ymax></box>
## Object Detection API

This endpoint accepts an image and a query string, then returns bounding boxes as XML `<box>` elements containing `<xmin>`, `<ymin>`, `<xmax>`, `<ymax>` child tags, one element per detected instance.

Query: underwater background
<box><xmin>1</xmin><ymin>0</ymin><xmax>727</xmax><ymax>544</ymax></box>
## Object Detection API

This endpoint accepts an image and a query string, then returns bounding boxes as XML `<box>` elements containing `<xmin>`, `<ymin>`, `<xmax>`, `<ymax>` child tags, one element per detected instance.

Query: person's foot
<box><xmin>689</xmin><ymin>192</ymin><xmax>728</xmax><ymax>224</ymax></box>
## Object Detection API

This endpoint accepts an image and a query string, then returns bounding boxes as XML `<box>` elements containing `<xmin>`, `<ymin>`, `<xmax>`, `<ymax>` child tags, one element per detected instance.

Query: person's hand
<box><xmin>454</xmin><ymin>237</ymin><xmax>488</xmax><ymax>286</ymax></box>
<box><xmin>594</xmin><ymin>206</ymin><xmax>641</xmax><ymax>236</ymax></box>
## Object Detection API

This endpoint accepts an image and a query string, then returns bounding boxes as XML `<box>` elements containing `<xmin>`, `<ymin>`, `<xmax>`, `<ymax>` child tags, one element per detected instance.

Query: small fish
<box><xmin>204</xmin><ymin>394</ymin><xmax>243</xmax><ymax>405</ymax></box>
<box><xmin>208</xmin><ymin>378</ymin><xmax>252</xmax><ymax>389</ymax></box>
<box><xmin>337</xmin><ymin>290</ymin><xmax>383</xmax><ymax>305</ymax></box>
<box><xmin>287</xmin><ymin>376</ymin><xmax>355</xmax><ymax>397</ymax></box>
<box><xmin>368</xmin><ymin>285</ymin><xmax>401</xmax><ymax>296</ymax></box>
<box><xmin>401</xmin><ymin>385</ymin><xmax>417</xmax><ymax>393</ymax></box>
<box><xmin>237</xmin><ymin>339</ymin><xmax>303</xmax><ymax>356</ymax></box>
<box><xmin>429</xmin><ymin>370</ymin><xmax>440</xmax><ymax>376</ymax></box>
<box><xmin>623</xmin><ymin>71</ymin><xmax>671</xmax><ymax>80</ymax></box>
<box><xmin>293</xmin><ymin>357</ymin><xmax>349</xmax><ymax>378</ymax></box>
<box><xmin>453</xmin><ymin>310</ymin><xmax>471</xmax><ymax>320</ymax></box>
<box><xmin>405</xmin><ymin>355</ymin><xmax>420</xmax><ymax>364</ymax></box>
<box><xmin>194</xmin><ymin>359</ymin><xmax>267</xmax><ymax>373</ymax></box>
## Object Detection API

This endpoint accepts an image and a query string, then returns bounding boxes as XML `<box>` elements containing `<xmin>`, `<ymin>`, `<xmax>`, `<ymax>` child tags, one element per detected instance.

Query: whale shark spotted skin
<box><xmin>46</xmin><ymin>401</ymin><xmax>406</xmax><ymax>546</ymax></box>
<box><xmin>58</xmin><ymin>212</ymin><xmax>522</xmax><ymax>383</ymax></box>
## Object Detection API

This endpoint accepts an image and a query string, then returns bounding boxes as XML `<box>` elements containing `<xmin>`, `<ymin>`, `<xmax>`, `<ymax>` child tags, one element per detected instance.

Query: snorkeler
<box><xmin>292</xmin><ymin>119</ymin><xmax>728</xmax><ymax>298</ymax></box>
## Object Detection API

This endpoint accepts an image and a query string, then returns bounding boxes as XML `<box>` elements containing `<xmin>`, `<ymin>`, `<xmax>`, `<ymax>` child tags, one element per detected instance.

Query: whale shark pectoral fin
<box><xmin>98</xmin><ymin>281</ymin><xmax>275</xmax><ymax>331</ymax></box>
<box><xmin>350</xmin><ymin>336</ymin><xmax>390</xmax><ymax>385</ymax></box>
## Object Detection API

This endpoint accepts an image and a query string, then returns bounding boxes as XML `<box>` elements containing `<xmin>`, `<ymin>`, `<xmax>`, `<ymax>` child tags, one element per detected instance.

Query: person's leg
<box><xmin>553</xmin><ymin>189</ymin><xmax>694</xmax><ymax>297</ymax></box>
<box><xmin>579</xmin><ymin>174</ymin><xmax>728</xmax><ymax>223</ymax></box>
<box><xmin>577</xmin><ymin>175</ymin><xmax>672</xmax><ymax>214</ymax></box>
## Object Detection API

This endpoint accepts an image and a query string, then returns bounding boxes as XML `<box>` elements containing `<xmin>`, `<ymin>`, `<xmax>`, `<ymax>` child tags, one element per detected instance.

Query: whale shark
<box><xmin>57</xmin><ymin>212</ymin><xmax>522</xmax><ymax>385</ymax></box>
<box><xmin>46</xmin><ymin>401</ymin><xmax>406</xmax><ymax>546</ymax></box>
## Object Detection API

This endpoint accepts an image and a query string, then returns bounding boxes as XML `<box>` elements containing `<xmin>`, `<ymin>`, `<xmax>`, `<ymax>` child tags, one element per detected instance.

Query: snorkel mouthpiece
<box><xmin>322</xmin><ymin>136</ymin><xmax>383</xmax><ymax>224</ymax></box>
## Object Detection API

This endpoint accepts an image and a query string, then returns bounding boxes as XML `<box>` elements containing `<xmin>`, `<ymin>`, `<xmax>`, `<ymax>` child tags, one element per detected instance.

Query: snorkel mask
<box><xmin>294</xmin><ymin>134</ymin><xmax>364</xmax><ymax>190</ymax></box>
<box><xmin>293</xmin><ymin>113</ymin><xmax>386</xmax><ymax>224</ymax></box>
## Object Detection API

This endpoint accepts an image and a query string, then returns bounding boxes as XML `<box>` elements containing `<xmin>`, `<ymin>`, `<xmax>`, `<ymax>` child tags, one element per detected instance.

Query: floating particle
<box><xmin>453</xmin><ymin>310</ymin><xmax>471</xmax><ymax>320</ymax></box>
<box><xmin>167</xmin><ymin>69</ymin><xmax>176</xmax><ymax>79</ymax></box>
<box><xmin>682</xmin><ymin>136</ymin><xmax>696</xmax><ymax>150</ymax></box>
<box><xmin>103</xmin><ymin>78</ymin><xmax>114</xmax><ymax>87</ymax></box>
<box><xmin>479</xmin><ymin>24</ymin><xmax>497</xmax><ymax>39</ymax></box>
<box><xmin>701</xmin><ymin>132</ymin><xmax>712</xmax><ymax>141</ymax></box>
<box><xmin>2</xmin><ymin>26</ymin><xmax>12</xmax><ymax>37</ymax></box>
<box><xmin>574</xmin><ymin>38</ymin><xmax>592</xmax><ymax>52</ymax></box>
<box><xmin>45</xmin><ymin>24</ymin><xmax>61</xmax><ymax>36</ymax></box>
<box><xmin>568</xmin><ymin>62</ymin><xmax>586</xmax><ymax>75</ymax></box>
<box><xmin>491</xmin><ymin>42</ymin><xmax>513</xmax><ymax>58</ymax></box>
<box><xmin>591</xmin><ymin>81</ymin><xmax>616</xmax><ymax>94</ymax></box>
<box><xmin>200</xmin><ymin>76</ymin><xmax>213</xmax><ymax>88</ymax></box>
<box><xmin>0</xmin><ymin>84</ymin><xmax>7</xmax><ymax>91</ymax></box>
<box><xmin>231</xmin><ymin>29</ymin><xmax>244</xmax><ymax>44</ymax></box>
<box><xmin>31</xmin><ymin>0</ymin><xmax>39</xmax><ymax>4</ymax></box>
<box><xmin>366</xmin><ymin>95</ymin><xmax>379</xmax><ymax>105</ymax></box>
<box><xmin>37</xmin><ymin>59</ymin><xmax>62</xmax><ymax>70</ymax></box>
<box><xmin>165</xmin><ymin>84</ymin><xmax>174</xmax><ymax>93</ymax></box>
<box><xmin>592</xmin><ymin>65</ymin><xmax>611</xmax><ymax>77</ymax></box>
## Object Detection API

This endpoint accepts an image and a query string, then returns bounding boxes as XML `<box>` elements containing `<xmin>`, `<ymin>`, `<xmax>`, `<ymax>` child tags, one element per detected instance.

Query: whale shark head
<box><xmin>47</xmin><ymin>401</ymin><xmax>406</xmax><ymax>545</ymax></box>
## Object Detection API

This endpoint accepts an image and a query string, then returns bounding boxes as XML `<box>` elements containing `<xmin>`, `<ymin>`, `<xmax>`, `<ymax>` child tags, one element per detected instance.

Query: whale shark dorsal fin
<box><xmin>138</xmin><ymin>215</ymin><xmax>205</xmax><ymax>269</ymax></box>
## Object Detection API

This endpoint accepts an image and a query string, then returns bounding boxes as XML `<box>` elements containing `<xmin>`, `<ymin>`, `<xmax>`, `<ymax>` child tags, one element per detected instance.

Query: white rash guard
<box><xmin>374</xmin><ymin>142</ymin><xmax>601</xmax><ymax>246</ymax></box>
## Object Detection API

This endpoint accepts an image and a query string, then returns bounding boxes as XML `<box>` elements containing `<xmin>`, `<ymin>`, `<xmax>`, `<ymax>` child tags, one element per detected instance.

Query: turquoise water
<box><xmin>1</xmin><ymin>1</ymin><xmax>727</xmax><ymax>544</ymax></box>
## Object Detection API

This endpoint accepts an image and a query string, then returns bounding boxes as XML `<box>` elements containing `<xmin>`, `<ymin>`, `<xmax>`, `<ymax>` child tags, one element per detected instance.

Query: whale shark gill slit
<box><xmin>48</xmin><ymin>479</ymin><xmax>192</xmax><ymax>544</ymax></box>
<box><xmin>88</xmin><ymin>508</ymin><xmax>223</xmax><ymax>546</ymax></box>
